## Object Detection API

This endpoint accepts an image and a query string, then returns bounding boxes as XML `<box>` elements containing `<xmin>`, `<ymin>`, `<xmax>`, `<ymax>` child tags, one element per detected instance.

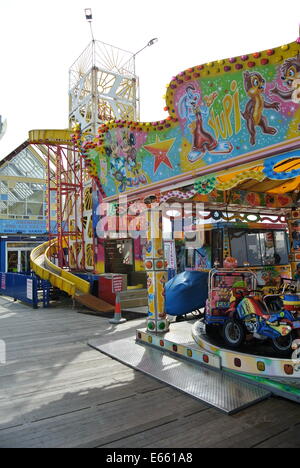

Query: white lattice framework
<box><xmin>69</xmin><ymin>40</ymin><xmax>139</xmax><ymax>133</ymax></box>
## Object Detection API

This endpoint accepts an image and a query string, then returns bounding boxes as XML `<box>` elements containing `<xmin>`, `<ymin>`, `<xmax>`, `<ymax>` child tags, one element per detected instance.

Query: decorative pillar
<box><xmin>144</xmin><ymin>206</ymin><xmax>169</xmax><ymax>333</ymax></box>
<box><xmin>93</xmin><ymin>184</ymin><xmax>106</xmax><ymax>274</ymax></box>
<box><xmin>287</xmin><ymin>209</ymin><xmax>300</xmax><ymax>278</ymax></box>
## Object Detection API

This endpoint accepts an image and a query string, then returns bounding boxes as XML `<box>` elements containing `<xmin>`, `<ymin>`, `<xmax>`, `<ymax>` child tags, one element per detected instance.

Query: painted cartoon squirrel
<box><xmin>271</xmin><ymin>53</ymin><xmax>300</xmax><ymax>102</ymax></box>
<box><xmin>242</xmin><ymin>71</ymin><xmax>280</xmax><ymax>145</ymax></box>
<box><xmin>192</xmin><ymin>106</ymin><xmax>218</xmax><ymax>153</ymax></box>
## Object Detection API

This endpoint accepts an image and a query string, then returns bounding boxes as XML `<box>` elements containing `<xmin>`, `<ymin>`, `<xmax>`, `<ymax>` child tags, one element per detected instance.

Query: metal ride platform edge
<box><xmin>88</xmin><ymin>319</ymin><xmax>300</xmax><ymax>414</ymax></box>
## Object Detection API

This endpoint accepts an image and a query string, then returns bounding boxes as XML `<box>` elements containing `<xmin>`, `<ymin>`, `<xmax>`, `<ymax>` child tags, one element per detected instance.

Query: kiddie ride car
<box><xmin>204</xmin><ymin>269</ymin><xmax>300</xmax><ymax>356</ymax></box>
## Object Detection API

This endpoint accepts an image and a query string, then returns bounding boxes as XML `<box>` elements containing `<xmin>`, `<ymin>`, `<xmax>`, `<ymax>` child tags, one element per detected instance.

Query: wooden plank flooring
<box><xmin>0</xmin><ymin>295</ymin><xmax>299</xmax><ymax>448</ymax></box>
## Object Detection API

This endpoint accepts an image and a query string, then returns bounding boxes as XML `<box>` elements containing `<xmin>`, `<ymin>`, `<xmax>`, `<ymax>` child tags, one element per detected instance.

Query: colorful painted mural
<box><xmin>192</xmin><ymin>187</ymin><xmax>293</xmax><ymax>208</ymax></box>
<box><xmin>73</xmin><ymin>40</ymin><xmax>300</xmax><ymax>199</ymax></box>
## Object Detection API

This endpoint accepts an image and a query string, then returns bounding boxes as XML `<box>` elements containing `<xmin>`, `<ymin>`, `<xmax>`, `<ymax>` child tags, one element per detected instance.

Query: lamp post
<box><xmin>84</xmin><ymin>8</ymin><xmax>92</xmax><ymax>20</ymax></box>
<box><xmin>84</xmin><ymin>8</ymin><xmax>95</xmax><ymax>66</ymax></box>
<box><xmin>133</xmin><ymin>38</ymin><xmax>158</xmax><ymax>76</ymax></box>
<box><xmin>132</xmin><ymin>38</ymin><xmax>158</xmax><ymax>120</ymax></box>
<box><xmin>84</xmin><ymin>8</ymin><xmax>97</xmax><ymax>129</ymax></box>
<box><xmin>84</xmin><ymin>8</ymin><xmax>94</xmax><ymax>41</ymax></box>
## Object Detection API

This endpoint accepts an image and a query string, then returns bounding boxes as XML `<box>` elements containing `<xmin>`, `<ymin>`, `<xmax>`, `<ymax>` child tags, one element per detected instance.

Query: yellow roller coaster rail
<box><xmin>30</xmin><ymin>241</ymin><xmax>90</xmax><ymax>297</ymax></box>
<box><xmin>28</xmin><ymin>129</ymin><xmax>74</xmax><ymax>145</ymax></box>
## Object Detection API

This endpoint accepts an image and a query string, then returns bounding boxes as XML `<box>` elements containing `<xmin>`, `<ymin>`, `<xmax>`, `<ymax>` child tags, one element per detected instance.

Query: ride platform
<box><xmin>89</xmin><ymin>320</ymin><xmax>300</xmax><ymax>413</ymax></box>
<box><xmin>89</xmin><ymin>321</ymin><xmax>271</xmax><ymax>414</ymax></box>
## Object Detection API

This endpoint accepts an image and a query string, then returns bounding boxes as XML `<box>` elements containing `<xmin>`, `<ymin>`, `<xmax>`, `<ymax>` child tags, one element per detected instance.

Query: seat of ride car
<box><xmin>237</xmin><ymin>296</ymin><xmax>271</xmax><ymax>321</ymax></box>
<box><xmin>263</xmin><ymin>295</ymin><xmax>283</xmax><ymax>314</ymax></box>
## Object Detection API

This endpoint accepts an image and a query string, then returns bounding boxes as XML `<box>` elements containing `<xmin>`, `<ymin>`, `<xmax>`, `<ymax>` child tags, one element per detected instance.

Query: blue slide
<box><xmin>165</xmin><ymin>271</ymin><xmax>209</xmax><ymax>316</ymax></box>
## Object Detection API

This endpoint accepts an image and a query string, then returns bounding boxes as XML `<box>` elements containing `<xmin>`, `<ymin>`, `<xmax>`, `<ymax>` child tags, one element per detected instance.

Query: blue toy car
<box><xmin>204</xmin><ymin>269</ymin><xmax>298</xmax><ymax>356</ymax></box>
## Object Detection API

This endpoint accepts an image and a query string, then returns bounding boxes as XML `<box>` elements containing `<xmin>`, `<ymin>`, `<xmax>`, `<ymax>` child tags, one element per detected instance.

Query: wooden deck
<box><xmin>0</xmin><ymin>296</ymin><xmax>300</xmax><ymax>448</ymax></box>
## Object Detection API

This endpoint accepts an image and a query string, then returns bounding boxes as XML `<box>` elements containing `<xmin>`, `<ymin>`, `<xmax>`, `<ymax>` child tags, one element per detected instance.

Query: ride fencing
<box><xmin>0</xmin><ymin>273</ymin><xmax>50</xmax><ymax>308</ymax></box>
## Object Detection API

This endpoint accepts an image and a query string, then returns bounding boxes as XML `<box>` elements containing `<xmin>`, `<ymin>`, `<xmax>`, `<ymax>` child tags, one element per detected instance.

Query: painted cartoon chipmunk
<box><xmin>271</xmin><ymin>53</ymin><xmax>300</xmax><ymax>103</ymax></box>
<box><xmin>242</xmin><ymin>71</ymin><xmax>280</xmax><ymax>145</ymax></box>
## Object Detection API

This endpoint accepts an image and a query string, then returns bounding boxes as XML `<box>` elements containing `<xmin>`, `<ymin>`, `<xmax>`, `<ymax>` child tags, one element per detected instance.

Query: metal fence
<box><xmin>0</xmin><ymin>273</ymin><xmax>50</xmax><ymax>308</ymax></box>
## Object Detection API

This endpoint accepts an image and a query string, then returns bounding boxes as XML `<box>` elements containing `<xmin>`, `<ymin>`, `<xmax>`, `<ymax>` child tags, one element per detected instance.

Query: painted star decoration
<box><xmin>144</xmin><ymin>136</ymin><xmax>175</xmax><ymax>174</ymax></box>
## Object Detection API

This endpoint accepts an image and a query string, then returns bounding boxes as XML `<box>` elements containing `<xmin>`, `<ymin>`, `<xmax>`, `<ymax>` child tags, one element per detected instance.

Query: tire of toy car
<box><xmin>222</xmin><ymin>319</ymin><xmax>245</xmax><ymax>348</ymax></box>
<box><xmin>271</xmin><ymin>332</ymin><xmax>294</xmax><ymax>357</ymax></box>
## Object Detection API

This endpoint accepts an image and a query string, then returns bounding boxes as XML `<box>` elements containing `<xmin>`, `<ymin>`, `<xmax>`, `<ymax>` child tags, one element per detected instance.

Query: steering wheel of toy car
<box><xmin>280</xmin><ymin>278</ymin><xmax>297</xmax><ymax>294</ymax></box>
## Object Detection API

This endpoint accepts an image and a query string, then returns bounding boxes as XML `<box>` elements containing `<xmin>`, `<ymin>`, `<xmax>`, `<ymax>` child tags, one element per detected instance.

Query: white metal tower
<box><xmin>69</xmin><ymin>40</ymin><xmax>139</xmax><ymax>134</ymax></box>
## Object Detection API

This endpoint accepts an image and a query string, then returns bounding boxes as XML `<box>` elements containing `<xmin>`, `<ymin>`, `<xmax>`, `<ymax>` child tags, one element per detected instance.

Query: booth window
<box><xmin>184</xmin><ymin>231</ymin><xmax>213</xmax><ymax>270</ymax></box>
<box><xmin>212</xmin><ymin>229</ymin><xmax>224</xmax><ymax>267</ymax></box>
<box><xmin>229</xmin><ymin>229</ymin><xmax>288</xmax><ymax>267</ymax></box>
<box><xmin>104</xmin><ymin>239</ymin><xmax>134</xmax><ymax>274</ymax></box>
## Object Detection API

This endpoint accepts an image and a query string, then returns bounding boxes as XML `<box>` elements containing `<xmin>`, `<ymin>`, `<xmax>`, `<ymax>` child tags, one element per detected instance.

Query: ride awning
<box><xmin>216</xmin><ymin>155</ymin><xmax>300</xmax><ymax>194</ymax></box>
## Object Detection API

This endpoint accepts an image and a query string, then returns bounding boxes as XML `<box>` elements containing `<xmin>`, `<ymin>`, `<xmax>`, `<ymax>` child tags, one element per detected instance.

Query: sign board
<box><xmin>0</xmin><ymin>219</ymin><xmax>47</xmax><ymax>235</ymax></box>
<box><xmin>1</xmin><ymin>273</ymin><xmax>6</xmax><ymax>290</ymax></box>
<box><xmin>164</xmin><ymin>241</ymin><xmax>176</xmax><ymax>270</ymax></box>
<box><xmin>112</xmin><ymin>275</ymin><xmax>123</xmax><ymax>293</ymax></box>
<box><xmin>26</xmin><ymin>279</ymin><xmax>33</xmax><ymax>300</ymax></box>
